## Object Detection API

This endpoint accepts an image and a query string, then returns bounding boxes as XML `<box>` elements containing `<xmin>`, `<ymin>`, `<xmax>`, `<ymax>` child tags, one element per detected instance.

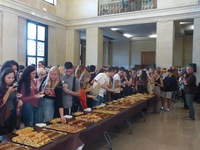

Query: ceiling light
<box><xmin>149</xmin><ymin>34</ymin><xmax>157</xmax><ymax>38</ymax></box>
<box><xmin>191</xmin><ymin>25</ymin><xmax>194</xmax><ymax>30</ymax></box>
<box><xmin>111</xmin><ymin>28</ymin><xmax>118</xmax><ymax>31</ymax></box>
<box><xmin>180</xmin><ymin>22</ymin><xmax>190</xmax><ymax>25</ymax></box>
<box><xmin>123</xmin><ymin>33</ymin><xmax>132</xmax><ymax>38</ymax></box>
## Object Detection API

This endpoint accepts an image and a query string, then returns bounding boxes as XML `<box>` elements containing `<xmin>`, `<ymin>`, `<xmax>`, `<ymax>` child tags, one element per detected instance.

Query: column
<box><xmin>86</xmin><ymin>27</ymin><xmax>103</xmax><ymax>66</ymax></box>
<box><xmin>1</xmin><ymin>12</ymin><xmax>18</xmax><ymax>63</ymax></box>
<box><xmin>192</xmin><ymin>17</ymin><xmax>200</xmax><ymax>83</ymax></box>
<box><xmin>103</xmin><ymin>41</ymin><xmax>109</xmax><ymax>65</ymax></box>
<box><xmin>66</xmin><ymin>29</ymin><xmax>80</xmax><ymax>66</ymax></box>
<box><xmin>156</xmin><ymin>21</ymin><xmax>175</xmax><ymax>69</ymax></box>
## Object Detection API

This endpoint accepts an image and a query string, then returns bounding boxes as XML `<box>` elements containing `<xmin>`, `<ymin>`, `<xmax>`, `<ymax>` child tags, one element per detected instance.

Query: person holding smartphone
<box><xmin>0</xmin><ymin>67</ymin><xmax>22</xmax><ymax>135</ymax></box>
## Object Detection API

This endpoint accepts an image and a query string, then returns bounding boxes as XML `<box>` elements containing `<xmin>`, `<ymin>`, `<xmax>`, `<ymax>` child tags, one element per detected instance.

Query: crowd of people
<box><xmin>0</xmin><ymin>60</ymin><xmax>198</xmax><ymax>136</ymax></box>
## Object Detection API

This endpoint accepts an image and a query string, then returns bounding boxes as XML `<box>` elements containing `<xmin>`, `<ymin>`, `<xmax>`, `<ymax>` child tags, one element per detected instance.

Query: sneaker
<box><xmin>160</xmin><ymin>107</ymin><xmax>164</xmax><ymax>110</ymax></box>
<box><xmin>166</xmin><ymin>108</ymin><xmax>170</xmax><ymax>112</ymax></box>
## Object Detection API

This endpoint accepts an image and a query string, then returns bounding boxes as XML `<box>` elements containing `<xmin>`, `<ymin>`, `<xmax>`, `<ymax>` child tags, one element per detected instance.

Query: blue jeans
<box><xmin>37</xmin><ymin>98</ymin><xmax>55</xmax><ymax>122</ymax></box>
<box><xmin>185</xmin><ymin>93</ymin><xmax>195</xmax><ymax>120</ymax></box>
<box><xmin>92</xmin><ymin>95</ymin><xmax>104</xmax><ymax>107</ymax></box>
<box><xmin>21</xmin><ymin>103</ymin><xmax>38</xmax><ymax>127</ymax></box>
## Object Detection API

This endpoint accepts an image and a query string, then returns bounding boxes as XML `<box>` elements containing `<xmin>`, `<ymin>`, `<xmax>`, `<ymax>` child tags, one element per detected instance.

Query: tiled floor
<box><xmin>83</xmin><ymin>101</ymin><xmax>200</xmax><ymax>150</ymax></box>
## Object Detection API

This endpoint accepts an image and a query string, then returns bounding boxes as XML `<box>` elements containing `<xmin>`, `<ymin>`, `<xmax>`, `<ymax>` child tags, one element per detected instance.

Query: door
<box><xmin>141</xmin><ymin>51</ymin><xmax>155</xmax><ymax>66</ymax></box>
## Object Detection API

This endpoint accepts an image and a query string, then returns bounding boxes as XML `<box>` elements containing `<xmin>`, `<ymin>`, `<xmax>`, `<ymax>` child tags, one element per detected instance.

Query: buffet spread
<box><xmin>0</xmin><ymin>93</ymin><xmax>154</xmax><ymax>149</ymax></box>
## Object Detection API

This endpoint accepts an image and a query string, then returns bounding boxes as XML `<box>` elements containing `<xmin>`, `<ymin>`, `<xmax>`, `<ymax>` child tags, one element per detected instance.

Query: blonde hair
<box><xmin>43</xmin><ymin>66</ymin><xmax>61</xmax><ymax>89</ymax></box>
<box><xmin>79</xmin><ymin>70</ymin><xmax>91</xmax><ymax>88</ymax></box>
<box><xmin>37</xmin><ymin>68</ymin><xmax>46</xmax><ymax>76</ymax></box>
<box><xmin>75</xmin><ymin>65</ymin><xmax>87</xmax><ymax>79</ymax></box>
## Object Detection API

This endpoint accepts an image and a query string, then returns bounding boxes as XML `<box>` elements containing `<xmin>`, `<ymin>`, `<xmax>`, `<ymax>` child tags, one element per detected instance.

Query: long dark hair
<box><xmin>18</xmin><ymin>65</ymin><xmax>36</xmax><ymax>96</ymax></box>
<box><xmin>0</xmin><ymin>60</ymin><xmax>19</xmax><ymax>73</ymax></box>
<box><xmin>0</xmin><ymin>67</ymin><xmax>15</xmax><ymax>90</ymax></box>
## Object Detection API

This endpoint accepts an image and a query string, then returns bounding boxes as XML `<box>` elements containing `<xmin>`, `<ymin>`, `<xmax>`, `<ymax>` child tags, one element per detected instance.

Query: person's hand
<box><xmin>7</xmin><ymin>86</ymin><xmax>16</xmax><ymax>94</ymax></box>
<box><xmin>61</xmin><ymin>116</ymin><xmax>66</xmax><ymax>123</ymax></box>
<box><xmin>92</xmin><ymin>96</ymin><xmax>98</xmax><ymax>100</ymax></box>
<box><xmin>17</xmin><ymin>99</ymin><xmax>23</xmax><ymax>107</ymax></box>
<box><xmin>63</xmin><ymin>83</ymin><xmax>68</xmax><ymax>89</ymax></box>
<box><xmin>16</xmin><ymin>93</ymin><xmax>22</xmax><ymax>98</ymax></box>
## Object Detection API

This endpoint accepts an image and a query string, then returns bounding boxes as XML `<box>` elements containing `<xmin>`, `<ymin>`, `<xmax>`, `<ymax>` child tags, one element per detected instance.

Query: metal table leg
<box><xmin>141</xmin><ymin>111</ymin><xmax>146</xmax><ymax>122</ymax></box>
<box><xmin>103</xmin><ymin>131</ymin><xmax>112</xmax><ymax>150</ymax></box>
<box><xmin>126</xmin><ymin>119</ymin><xmax>134</xmax><ymax>134</ymax></box>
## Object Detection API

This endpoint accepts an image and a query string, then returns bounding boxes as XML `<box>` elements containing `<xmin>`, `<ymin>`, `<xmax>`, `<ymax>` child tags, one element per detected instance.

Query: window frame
<box><xmin>26</xmin><ymin>20</ymin><xmax>48</xmax><ymax>67</ymax></box>
<box><xmin>43</xmin><ymin>0</ymin><xmax>57</xmax><ymax>5</ymax></box>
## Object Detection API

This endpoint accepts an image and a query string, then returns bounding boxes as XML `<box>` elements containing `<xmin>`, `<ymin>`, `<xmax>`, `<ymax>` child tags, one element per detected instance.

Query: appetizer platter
<box><xmin>0</xmin><ymin>142</ymin><xmax>31</xmax><ymax>150</ymax></box>
<box><xmin>39</xmin><ymin>129</ymin><xmax>67</xmax><ymax>140</ymax></box>
<box><xmin>92</xmin><ymin>109</ymin><xmax>120</xmax><ymax>115</ymax></box>
<box><xmin>12</xmin><ymin>132</ymin><xmax>52</xmax><ymax>148</ymax></box>
<box><xmin>75</xmin><ymin>113</ymin><xmax>103</xmax><ymax>123</ymax></box>
<box><xmin>49</xmin><ymin>118</ymin><xmax>61</xmax><ymax>124</ymax></box>
<box><xmin>45</xmin><ymin>123</ymin><xmax>86</xmax><ymax>134</ymax></box>
<box><xmin>101</xmin><ymin>106</ymin><xmax>121</xmax><ymax>111</ymax></box>
<box><xmin>13</xmin><ymin>127</ymin><xmax>34</xmax><ymax>135</ymax></box>
<box><xmin>107</xmin><ymin>104</ymin><xmax>131</xmax><ymax>109</ymax></box>
<box><xmin>72</xmin><ymin>111</ymin><xmax>84</xmax><ymax>116</ymax></box>
<box><xmin>67</xmin><ymin>119</ymin><xmax>91</xmax><ymax>126</ymax></box>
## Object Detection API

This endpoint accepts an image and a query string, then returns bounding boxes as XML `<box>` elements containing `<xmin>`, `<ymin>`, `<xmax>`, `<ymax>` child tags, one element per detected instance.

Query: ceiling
<box><xmin>80</xmin><ymin>19</ymin><xmax>194</xmax><ymax>41</ymax></box>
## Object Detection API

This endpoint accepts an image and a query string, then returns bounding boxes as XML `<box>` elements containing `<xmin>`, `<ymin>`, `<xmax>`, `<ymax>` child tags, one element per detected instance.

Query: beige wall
<box><xmin>183</xmin><ymin>36</ymin><xmax>193</xmax><ymax>66</ymax></box>
<box><xmin>16</xmin><ymin>0</ymin><xmax>68</xmax><ymax>19</ymax></box>
<box><xmin>131</xmin><ymin>40</ymin><xmax>156</xmax><ymax>67</ymax></box>
<box><xmin>157</xmin><ymin>0</ymin><xmax>198</xmax><ymax>9</ymax></box>
<box><xmin>110</xmin><ymin>38</ymin><xmax>192</xmax><ymax>69</ymax></box>
<box><xmin>0</xmin><ymin>8</ymin><xmax>67</xmax><ymax>66</ymax></box>
<box><xmin>174</xmin><ymin>38</ymin><xmax>183</xmax><ymax>67</ymax></box>
<box><xmin>66</xmin><ymin>0</ymin><xmax>98</xmax><ymax>20</ymax></box>
<box><xmin>111</xmin><ymin>40</ymin><xmax>130</xmax><ymax>68</ymax></box>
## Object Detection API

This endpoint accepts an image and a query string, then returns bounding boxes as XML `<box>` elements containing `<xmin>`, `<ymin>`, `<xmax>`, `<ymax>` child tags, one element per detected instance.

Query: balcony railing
<box><xmin>99</xmin><ymin>0</ymin><xmax>157</xmax><ymax>16</ymax></box>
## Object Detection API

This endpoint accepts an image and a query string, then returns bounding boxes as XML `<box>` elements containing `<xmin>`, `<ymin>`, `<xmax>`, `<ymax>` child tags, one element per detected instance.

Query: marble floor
<box><xmin>83</xmin><ymin>101</ymin><xmax>200</xmax><ymax>150</ymax></box>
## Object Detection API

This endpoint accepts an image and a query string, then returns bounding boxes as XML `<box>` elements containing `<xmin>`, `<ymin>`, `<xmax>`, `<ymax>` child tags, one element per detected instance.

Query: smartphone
<box><xmin>13</xmin><ymin>85</ymin><xmax>19</xmax><ymax>88</ymax></box>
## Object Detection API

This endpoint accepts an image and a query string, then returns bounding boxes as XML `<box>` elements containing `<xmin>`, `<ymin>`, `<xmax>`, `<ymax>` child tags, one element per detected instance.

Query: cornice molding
<box><xmin>0</xmin><ymin>0</ymin><xmax>200</xmax><ymax>30</ymax></box>
<box><xmin>0</xmin><ymin>0</ymin><xmax>68</xmax><ymax>27</ymax></box>
<box><xmin>67</xmin><ymin>4</ymin><xmax>200</xmax><ymax>29</ymax></box>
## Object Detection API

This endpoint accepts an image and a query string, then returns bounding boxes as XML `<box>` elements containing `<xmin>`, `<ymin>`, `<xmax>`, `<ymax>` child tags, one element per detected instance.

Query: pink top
<box><xmin>20</xmin><ymin>83</ymin><xmax>38</xmax><ymax>107</ymax></box>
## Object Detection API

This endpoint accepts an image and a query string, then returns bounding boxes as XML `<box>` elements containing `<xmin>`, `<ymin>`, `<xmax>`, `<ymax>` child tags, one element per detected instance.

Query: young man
<box><xmin>92</xmin><ymin>66</ymin><xmax>116</xmax><ymax>107</ymax></box>
<box><xmin>62</xmin><ymin>62</ymin><xmax>80</xmax><ymax>114</ymax></box>
<box><xmin>112</xmin><ymin>67</ymin><xmax>126</xmax><ymax>100</ymax></box>
<box><xmin>184</xmin><ymin>65</ymin><xmax>197</xmax><ymax>120</ymax></box>
<box><xmin>37</xmin><ymin>60</ymin><xmax>45</xmax><ymax>69</ymax></box>
<box><xmin>161</xmin><ymin>69</ymin><xmax>177</xmax><ymax>111</ymax></box>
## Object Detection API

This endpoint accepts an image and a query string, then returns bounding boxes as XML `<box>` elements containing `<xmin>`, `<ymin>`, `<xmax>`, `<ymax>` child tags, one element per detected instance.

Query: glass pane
<box><xmin>28</xmin><ymin>57</ymin><xmax>36</xmax><ymax>66</ymax></box>
<box><xmin>37</xmin><ymin>42</ymin><xmax>45</xmax><ymax>56</ymax></box>
<box><xmin>27</xmin><ymin>23</ymin><xmax>36</xmax><ymax>39</ymax></box>
<box><xmin>38</xmin><ymin>26</ymin><xmax>45</xmax><ymax>41</ymax></box>
<box><xmin>44</xmin><ymin>0</ymin><xmax>55</xmax><ymax>5</ymax></box>
<box><xmin>27</xmin><ymin>40</ymin><xmax>36</xmax><ymax>56</ymax></box>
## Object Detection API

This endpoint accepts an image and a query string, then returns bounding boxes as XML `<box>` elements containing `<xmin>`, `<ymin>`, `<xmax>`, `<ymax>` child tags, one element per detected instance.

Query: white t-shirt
<box><xmin>112</xmin><ymin>73</ymin><xmax>121</xmax><ymax>93</ymax></box>
<box><xmin>94</xmin><ymin>73</ymin><xmax>110</xmax><ymax>97</ymax></box>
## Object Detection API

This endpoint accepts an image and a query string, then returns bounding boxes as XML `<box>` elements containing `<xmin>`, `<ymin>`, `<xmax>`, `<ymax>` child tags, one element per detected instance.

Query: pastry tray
<box><xmin>39</xmin><ymin>128</ymin><xmax>67</xmax><ymax>140</ymax></box>
<box><xmin>44</xmin><ymin>123</ymin><xmax>86</xmax><ymax>134</ymax></box>
<box><xmin>0</xmin><ymin>142</ymin><xmax>31</xmax><ymax>150</ymax></box>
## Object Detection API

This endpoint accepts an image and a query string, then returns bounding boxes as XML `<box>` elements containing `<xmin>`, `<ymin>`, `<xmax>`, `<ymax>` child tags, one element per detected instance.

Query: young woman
<box><xmin>39</xmin><ymin>66</ymin><xmax>65</xmax><ymax>123</ymax></box>
<box><xmin>153</xmin><ymin>69</ymin><xmax>163</xmax><ymax>113</ymax></box>
<box><xmin>122</xmin><ymin>70</ymin><xmax>133</xmax><ymax>96</ymax></box>
<box><xmin>146</xmin><ymin>67</ymin><xmax>155</xmax><ymax>94</ymax></box>
<box><xmin>36</xmin><ymin>68</ymin><xmax>46</xmax><ymax>90</ymax></box>
<box><xmin>17</xmin><ymin>65</ymin><xmax>41</xmax><ymax>127</ymax></box>
<box><xmin>79</xmin><ymin>70</ymin><xmax>97</xmax><ymax>110</ymax></box>
<box><xmin>136</xmin><ymin>69</ymin><xmax>148</xmax><ymax>93</ymax></box>
<box><xmin>0</xmin><ymin>67</ymin><xmax>22</xmax><ymax>134</ymax></box>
